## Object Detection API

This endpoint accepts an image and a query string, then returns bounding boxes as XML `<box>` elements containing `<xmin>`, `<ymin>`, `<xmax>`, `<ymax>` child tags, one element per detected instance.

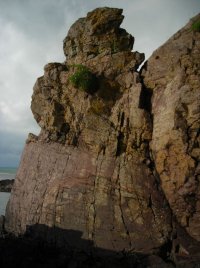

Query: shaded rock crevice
<box><xmin>116</xmin><ymin>160</ymin><xmax>132</xmax><ymax>249</ymax></box>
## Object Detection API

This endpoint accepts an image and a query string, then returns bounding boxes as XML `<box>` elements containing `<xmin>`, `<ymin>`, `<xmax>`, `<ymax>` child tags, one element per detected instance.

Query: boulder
<box><xmin>0</xmin><ymin>180</ymin><xmax>14</xmax><ymax>193</ymax></box>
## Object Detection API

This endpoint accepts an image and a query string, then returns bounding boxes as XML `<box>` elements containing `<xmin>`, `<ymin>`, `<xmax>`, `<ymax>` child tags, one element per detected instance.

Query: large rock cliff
<box><xmin>5</xmin><ymin>7</ymin><xmax>200</xmax><ymax>263</ymax></box>
<box><xmin>142</xmin><ymin>14</ymin><xmax>200</xmax><ymax>243</ymax></box>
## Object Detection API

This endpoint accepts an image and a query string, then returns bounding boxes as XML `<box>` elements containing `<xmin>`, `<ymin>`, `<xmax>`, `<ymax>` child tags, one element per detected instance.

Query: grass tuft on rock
<box><xmin>69</xmin><ymin>64</ymin><xmax>98</xmax><ymax>94</ymax></box>
<box><xmin>192</xmin><ymin>20</ymin><xmax>200</xmax><ymax>32</ymax></box>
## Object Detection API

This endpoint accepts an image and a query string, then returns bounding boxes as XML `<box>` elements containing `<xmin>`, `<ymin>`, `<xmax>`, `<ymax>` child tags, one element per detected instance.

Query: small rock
<box><xmin>0</xmin><ymin>215</ymin><xmax>5</xmax><ymax>233</ymax></box>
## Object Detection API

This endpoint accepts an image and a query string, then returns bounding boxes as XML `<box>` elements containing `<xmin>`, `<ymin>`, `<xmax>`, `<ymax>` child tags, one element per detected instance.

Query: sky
<box><xmin>0</xmin><ymin>0</ymin><xmax>199</xmax><ymax>167</ymax></box>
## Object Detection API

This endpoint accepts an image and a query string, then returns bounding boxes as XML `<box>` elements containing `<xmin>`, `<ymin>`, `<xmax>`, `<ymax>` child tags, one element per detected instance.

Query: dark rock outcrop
<box><xmin>0</xmin><ymin>180</ymin><xmax>14</xmax><ymax>192</ymax></box>
<box><xmin>0</xmin><ymin>215</ymin><xmax>5</xmax><ymax>233</ymax></box>
<box><xmin>5</xmin><ymin>7</ymin><xmax>200</xmax><ymax>266</ymax></box>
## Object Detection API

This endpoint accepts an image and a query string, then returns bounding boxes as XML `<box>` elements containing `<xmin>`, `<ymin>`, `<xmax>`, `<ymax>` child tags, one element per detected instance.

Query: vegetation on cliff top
<box><xmin>192</xmin><ymin>20</ymin><xmax>200</xmax><ymax>31</ymax></box>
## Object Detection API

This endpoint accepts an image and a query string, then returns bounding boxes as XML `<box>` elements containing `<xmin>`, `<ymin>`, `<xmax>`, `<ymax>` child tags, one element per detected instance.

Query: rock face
<box><xmin>5</xmin><ymin>7</ymin><xmax>200</xmax><ymax>260</ymax></box>
<box><xmin>142</xmin><ymin>13</ymin><xmax>200</xmax><ymax>242</ymax></box>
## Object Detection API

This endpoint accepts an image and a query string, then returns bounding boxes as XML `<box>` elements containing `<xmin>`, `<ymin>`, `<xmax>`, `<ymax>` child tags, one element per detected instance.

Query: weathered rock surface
<box><xmin>5</xmin><ymin>7</ymin><xmax>200</xmax><ymax>264</ymax></box>
<box><xmin>142</xmin><ymin>13</ymin><xmax>200</xmax><ymax>243</ymax></box>
<box><xmin>0</xmin><ymin>180</ymin><xmax>14</xmax><ymax>192</ymax></box>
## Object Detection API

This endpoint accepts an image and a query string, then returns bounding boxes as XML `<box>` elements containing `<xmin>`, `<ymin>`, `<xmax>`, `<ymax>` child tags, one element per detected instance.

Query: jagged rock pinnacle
<box><xmin>63</xmin><ymin>7</ymin><xmax>134</xmax><ymax>61</ymax></box>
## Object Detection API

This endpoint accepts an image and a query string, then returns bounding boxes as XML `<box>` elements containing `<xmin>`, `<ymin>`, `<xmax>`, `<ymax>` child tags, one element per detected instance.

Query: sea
<box><xmin>0</xmin><ymin>167</ymin><xmax>17</xmax><ymax>215</ymax></box>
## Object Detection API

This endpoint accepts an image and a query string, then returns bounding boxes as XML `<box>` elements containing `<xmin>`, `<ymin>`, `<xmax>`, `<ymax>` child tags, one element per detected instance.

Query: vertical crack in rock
<box><xmin>138</xmin><ymin>86</ymin><xmax>153</xmax><ymax>113</ymax></box>
<box><xmin>37</xmin><ymin>156</ymin><xmax>59</xmax><ymax>223</ymax></box>
<box><xmin>109</xmin><ymin>162</ymin><xmax>117</xmax><ymax>251</ymax></box>
<box><xmin>28</xmin><ymin>151</ymin><xmax>42</xmax><ymax>225</ymax></box>
<box><xmin>91</xmin><ymin>152</ymin><xmax>104</xmax><ymax>243</ymax></box>
<box><xmin>139</xmin><ymin>69</ymin><xmax>176</xmax><ymax>259</ymax></box>
<box><xmin>54</xmin><ymin>186</ymin><xmax>60</xmax><ymax>226</ymax></box>
<box><xmin>116</xmin><ymin>160</ymin><xmax>132</xmax><ymax>249</ymax></box>
<box><xmin>147</xmin><ymin>194</ymin><xmax>156</xmax><ymax>222</ymax></box>
<box><xmin>116</xmin><ymin>132</ymin><xmax>126</xmax><ymax>157</ymax></box>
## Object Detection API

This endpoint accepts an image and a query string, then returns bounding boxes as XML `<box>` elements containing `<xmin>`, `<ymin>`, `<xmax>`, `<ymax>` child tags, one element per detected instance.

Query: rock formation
<box><xmin>142</xmin><ymin>14</ymin><xmax>200</xmax><ymax>244</ymax></box>
<box><xmin>0</xmin><ymin>180</ymin><xmax>14</xmax><ymax>192</ymax></box>
<box><xmin>5</xmin><ymin>7</ymin><xmax>200</xmax><ymax>264</ymax></box>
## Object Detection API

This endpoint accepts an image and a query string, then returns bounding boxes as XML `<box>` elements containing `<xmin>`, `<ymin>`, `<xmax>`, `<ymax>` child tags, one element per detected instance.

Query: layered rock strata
<box><xmin>5</xmin><ymin>8</ymin><xmax>200</xmax><ymax>259</ymax></box>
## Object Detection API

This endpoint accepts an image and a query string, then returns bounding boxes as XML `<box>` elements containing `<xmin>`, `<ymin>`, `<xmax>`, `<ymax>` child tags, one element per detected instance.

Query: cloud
<box><xmin>0</xmin><ymin>0</ymin><xmax>199</xmax><ymax>166</ymax></box>
<box><xmin>0</xmin><ymin>130</ymin><xmax>25</xmax><ymax>167</ymax></box>
<box><xmin>0</xmin><ymin>20</ymin><xmax>40</xmax><ymax>135</ymax></box>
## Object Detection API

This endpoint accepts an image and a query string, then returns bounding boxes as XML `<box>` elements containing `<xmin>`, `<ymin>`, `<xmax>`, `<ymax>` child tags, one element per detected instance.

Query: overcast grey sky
<box><xmin>0</xmin><ymin>0</ymin><xmax>199</xmax><ymax>167</ymax></box>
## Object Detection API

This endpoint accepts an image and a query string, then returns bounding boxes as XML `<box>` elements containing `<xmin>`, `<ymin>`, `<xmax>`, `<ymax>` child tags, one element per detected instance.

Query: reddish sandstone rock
<box><xmin>5</xmin><ymin>8</ymin><xmax>200</xmax><ymax>262</ymax></box>
<box><xmin>5</xmin><ymin>8</ymin><xmax>172</xmax><ymax>253</ymax></box>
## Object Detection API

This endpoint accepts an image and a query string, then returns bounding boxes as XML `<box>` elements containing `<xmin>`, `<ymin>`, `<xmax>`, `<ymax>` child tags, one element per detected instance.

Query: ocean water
<box><xmin>0</xmin><ymin>167</ymin><xmax>17</xmax><ymax>215</ymax></box>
